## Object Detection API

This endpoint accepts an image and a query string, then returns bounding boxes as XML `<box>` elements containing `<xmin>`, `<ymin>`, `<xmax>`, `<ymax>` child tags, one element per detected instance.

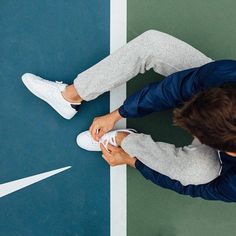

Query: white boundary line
<box><xmin>110</xmin><ymin>0</ymin><xmax>127</xmax><ymax>236</ymax></box>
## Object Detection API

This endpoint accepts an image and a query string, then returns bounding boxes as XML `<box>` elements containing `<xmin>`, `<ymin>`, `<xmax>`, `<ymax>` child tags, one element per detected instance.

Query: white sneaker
<box><xmin>22</xmin><ymin>73</ymin><xmax>81</xmax><ymax>119</ymax></box>
<box><xmin>76</xmin><ymin>129</ymin><xmax>136</xmax><ymax>151</ymax></box>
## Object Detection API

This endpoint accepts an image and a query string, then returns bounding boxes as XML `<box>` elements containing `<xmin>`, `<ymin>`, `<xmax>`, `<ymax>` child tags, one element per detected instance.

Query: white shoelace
<box><xmin>99</xmin><ymin>129</ymin><xmax>136</xmax><ymax>152</ymax></box>
<box><xmin>99</xmin><ymin>136</ymin><xmax>117</xmax><ymax>152</ymax></box>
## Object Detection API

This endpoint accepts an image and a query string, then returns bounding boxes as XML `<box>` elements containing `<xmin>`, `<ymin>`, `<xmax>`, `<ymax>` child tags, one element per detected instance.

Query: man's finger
<box><xmin>91</xmin><ymin>126</ymin><xmax>100</xmax><ymax>141</ymax></box>
<box><xmin>100</xmin><ymin>143</ymin><xmax>109</xmax><ymax>154</ymax></box>
<box><xmin>100</xmin><ymin>143</ymin><xmax>112</xmax><ymax>161</ymax></box>
<box><xmin>97</xmin><ymin>129</ymin><xmax>106</xmax><ymax>139</ymax></box>
<box><xmin>102</xmin><ymin>153</ymin><xmax>110</xmax><ymax>164</ymax></box>
<box><xmin>106</xmin><ymin>143</ymin><xmax>119</xmax><ymax>152</ymax></box>
<box><xmin>101</xmin><ymin>143</ymin><xmax>114</xmax><ymax>156</ymax></box>
<box><xmin>89</xmin><ymin>123</ymin><xmax>95</xmax><ymax>136</ymax></box>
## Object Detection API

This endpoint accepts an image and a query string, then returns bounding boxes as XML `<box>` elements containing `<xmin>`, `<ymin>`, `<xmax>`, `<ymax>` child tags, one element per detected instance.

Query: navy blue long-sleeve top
<box><xmin>119</xmin><ymin>60</ymin><xmax>236</xmax><ymax>202</ymax></box>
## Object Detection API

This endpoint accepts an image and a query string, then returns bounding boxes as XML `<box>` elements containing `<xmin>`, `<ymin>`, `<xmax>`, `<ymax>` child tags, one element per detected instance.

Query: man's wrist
<box><xmin>126</xmin><ymin>157</ymin><xmax>137</xmax><ymax>168</ymax></box>
<box><xmin>111</xmin><ymin>109</ymin><xmax>123</xmax><ymax>122</ymax></box>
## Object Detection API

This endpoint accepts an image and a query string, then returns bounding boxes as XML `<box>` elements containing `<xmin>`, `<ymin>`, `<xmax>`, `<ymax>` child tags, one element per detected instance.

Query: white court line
<box><xmin>0</xmin><ymin>166</ymin><xmax>71</xmax><ymax>198</ymax></box>
<box><xmin>110</xmin><ymin>0</ymin><xmax>127</xmax><ymax>236</ymax></box>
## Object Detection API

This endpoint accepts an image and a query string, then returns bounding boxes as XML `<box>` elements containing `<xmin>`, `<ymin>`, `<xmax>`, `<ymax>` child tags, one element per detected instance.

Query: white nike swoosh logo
<box><xmin>0</xmin><ymin>166</ymin><xmax>71</xmax><ymax>198</ymax></box>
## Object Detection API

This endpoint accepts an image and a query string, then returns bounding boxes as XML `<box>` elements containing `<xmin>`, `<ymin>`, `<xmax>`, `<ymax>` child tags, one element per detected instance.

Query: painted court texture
<box><xmin>127</xmin><ymin>0</ymin><xmax>236</xmax><ymax>236</ymax></box>
<box><xmin>1</xmin><ymin>1</ymin><xmax>236</xmax><ymax>236</ymax></box>
<box><xmin>0</xmin><ymin>1</ymin><xmax>110</xmax><ymax>235</ymax></box>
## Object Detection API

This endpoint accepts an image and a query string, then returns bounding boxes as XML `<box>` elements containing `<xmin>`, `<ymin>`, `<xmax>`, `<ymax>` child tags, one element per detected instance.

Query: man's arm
<box><xmin>99</xmin><ymin>139</ymin><xmax>236</xmax><ymax>202</ymax></box>
<box><xmin>119</xmin><ymin>60</ymin><xmax>236</xmax><ymax>118</ymax></box>
<box><xmin>135</xmin><ymin>159</ymin><xmax>236</xmax><ymax>202</ymax></box>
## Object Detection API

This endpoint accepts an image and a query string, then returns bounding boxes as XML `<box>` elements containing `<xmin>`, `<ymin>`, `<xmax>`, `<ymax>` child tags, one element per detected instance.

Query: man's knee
<box><xmin>135</xmin><ymin>29</ymin><xmax>160</xmax><ymax>50</ymax></box>
<box><xmin>142</xmin><ymin>29</ymin><xmax>161</xmax><ymax>40</ymax></box>
<box><xmin>139</xmin><ymin>29</ymin><xmax>167</xmax><ymax>47</ymax></box>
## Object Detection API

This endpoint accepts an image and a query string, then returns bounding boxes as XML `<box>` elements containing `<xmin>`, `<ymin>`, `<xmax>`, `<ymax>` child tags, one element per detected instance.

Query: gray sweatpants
<box><xmin>74</xmin><ymin>30</ymin><xmax>221</xmax><ymax>186</ymax></box>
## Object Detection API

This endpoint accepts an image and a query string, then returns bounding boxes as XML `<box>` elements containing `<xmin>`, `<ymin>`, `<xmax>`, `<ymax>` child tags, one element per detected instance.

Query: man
<box><xmin>22</xmin><ymin>30</ymin><xmax>236</xmax><ymax>202</ymax></box>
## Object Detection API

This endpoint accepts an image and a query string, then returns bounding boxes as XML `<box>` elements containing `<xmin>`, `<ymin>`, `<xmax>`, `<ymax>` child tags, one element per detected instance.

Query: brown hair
<box><xmin>173</xmin><ymin>83</ymin><xmax>236</xmax><ymax>152</ymax></box>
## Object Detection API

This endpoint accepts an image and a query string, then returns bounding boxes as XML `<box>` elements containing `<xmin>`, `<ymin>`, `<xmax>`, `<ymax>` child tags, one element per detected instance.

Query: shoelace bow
<box><xmin>98</xmin><ymin>129</ymin><xmax>136</xmax><ymax>152</ymax></box>
<box><xmin>99</xmin><ymin>135</ymin><xmax>117</xmax><ymax>152</ymax></box>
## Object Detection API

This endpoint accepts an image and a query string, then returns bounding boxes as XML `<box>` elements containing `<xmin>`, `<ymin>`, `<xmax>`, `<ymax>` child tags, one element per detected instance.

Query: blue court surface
<box><xmin>0</xmin><ymin>1</ymin><xmax>110</xmax><ymax>235</ymax></box>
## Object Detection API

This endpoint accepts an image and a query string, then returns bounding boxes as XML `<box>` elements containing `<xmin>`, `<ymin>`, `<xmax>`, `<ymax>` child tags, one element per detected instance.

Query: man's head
<box><xmin>173</xmin><ymin>83</ymin><xmax>236</xmax><ymax>153</ymax></box>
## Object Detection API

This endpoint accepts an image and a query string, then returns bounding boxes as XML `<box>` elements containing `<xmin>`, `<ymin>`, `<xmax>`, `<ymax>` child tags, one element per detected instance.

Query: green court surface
<box><xmin>127</xmin><ymin>1</ymin><xmax>236</xmax><ymax>235</ymax></box>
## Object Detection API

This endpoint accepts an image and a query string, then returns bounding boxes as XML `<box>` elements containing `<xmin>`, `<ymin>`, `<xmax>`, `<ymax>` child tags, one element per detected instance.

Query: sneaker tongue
<box><xmin>56</xmin><ymin>81</ymin><xmax>67</xmax><ymax>92</ymax></box>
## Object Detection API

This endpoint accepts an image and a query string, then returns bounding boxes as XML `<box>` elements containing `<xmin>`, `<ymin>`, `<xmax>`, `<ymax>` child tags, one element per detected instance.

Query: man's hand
<box><xmin>100</xmin><ymin>143</ymin><xmax>136</xmax><ymax>168</ymax></box>
<box><xmin>89</xmin><ymin>109</ymin><xmax>122</xmax><ymax>141</ymax></box>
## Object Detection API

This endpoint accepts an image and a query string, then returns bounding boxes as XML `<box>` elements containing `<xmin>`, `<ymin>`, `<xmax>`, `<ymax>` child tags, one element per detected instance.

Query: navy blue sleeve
<box><xmin>119</xmin><ymin>60</ymin><xmax>236</xmax><ymax>118</ymax></box>
<box><xmin>135</xmin><ymin>159</ymin><xmax>236</xmax><ymax>202</ymax></box>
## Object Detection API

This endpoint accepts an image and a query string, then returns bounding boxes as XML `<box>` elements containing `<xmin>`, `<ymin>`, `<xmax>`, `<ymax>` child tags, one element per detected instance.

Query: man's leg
<box><xmin>120</xmin><ymin>133</ymin><xmax>221</xmax><ymax>186</ymax></box>
<box><xmin>22</xmin><ymin>30</ymin><xmax>211</xmax><ymax>119</ymax></box>
<box><xmin>69</xmin><ymin>30</ymin><xmax>212</xmax><ymax>101</ymax></box>
<box><xmin>74</xmin><ymin>30</ymin><xmax>218</xmax><ymax>185</ymax></box>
